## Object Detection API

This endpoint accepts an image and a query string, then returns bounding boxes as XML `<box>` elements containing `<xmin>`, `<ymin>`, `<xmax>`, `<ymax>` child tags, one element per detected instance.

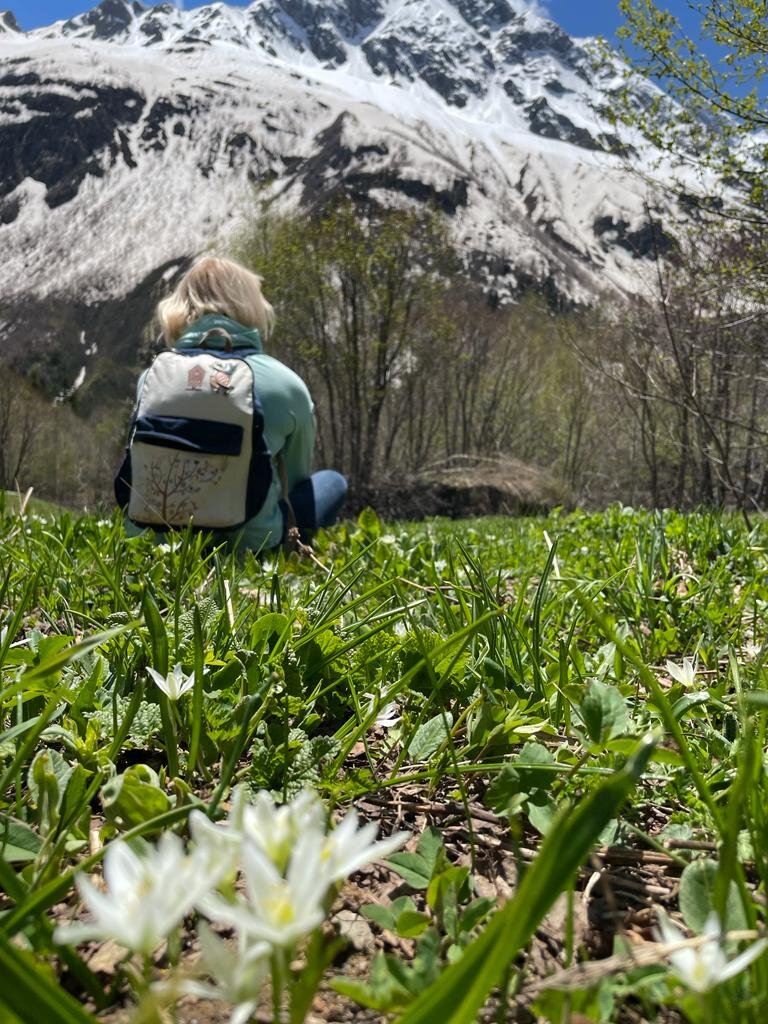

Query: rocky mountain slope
<box><xmin>0</xmin><ymin>0</ymin><xmax>682</xmax><ymax>404</ymax></box>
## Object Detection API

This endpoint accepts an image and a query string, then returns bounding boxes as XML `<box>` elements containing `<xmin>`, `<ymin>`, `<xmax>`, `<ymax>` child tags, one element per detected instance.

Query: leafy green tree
<box><xmin>614</xmin><ymin>0</ymin><xmax>768</xmax><ymax>211</ymax></box>
<box><xmin>238</xmin><ymin>201</ymin><xmax>455</xmax><ymax>492</ymax></box>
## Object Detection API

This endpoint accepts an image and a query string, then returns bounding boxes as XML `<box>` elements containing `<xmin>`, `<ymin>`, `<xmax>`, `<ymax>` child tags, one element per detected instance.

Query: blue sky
<box><xmin>15</xmin><ymin>1</ymin><xmax>694</xmax><ymax>39</ymax></box>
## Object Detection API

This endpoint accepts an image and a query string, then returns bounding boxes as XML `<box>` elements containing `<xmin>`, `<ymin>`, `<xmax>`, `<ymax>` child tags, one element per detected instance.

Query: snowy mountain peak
<box><xmin>37</xmin><ymin>0</ymin><xmax>587</xmax><ymax>84</ymax></box>
<box><xmin>0</xmin><ymin>10</ymin><xmax>20</xmax><ymax>33</ymax></box>
<box><xmin>58</xmin><ymin>0</ymin><xmax>145</xmax><ymax>40</ymax></box>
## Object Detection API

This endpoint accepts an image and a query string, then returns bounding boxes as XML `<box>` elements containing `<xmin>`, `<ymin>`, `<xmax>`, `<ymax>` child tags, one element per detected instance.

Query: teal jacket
<box><xmin>129</xmin><ymin>315</ymin><xmax>315</xmax><ymax>551</ymax></box>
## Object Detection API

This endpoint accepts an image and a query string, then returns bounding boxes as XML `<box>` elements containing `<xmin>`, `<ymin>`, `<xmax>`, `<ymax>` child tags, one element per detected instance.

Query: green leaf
<box><xmin>250</xmin><ymin>613</ymin><xmax>290</xmax><ymax>656</ymax></box>
<box><xmin>426</xmin><ymin>865</ymin><xmax>469</xmax><ymax>915</ymax></box>
<box><xmin>101</xmin><ymin>764</ymin><xmax>172</xmax><ymax>831</ymax></box>
<box><xmin>528</xmin><ymin>798</ymin><xmax>557</xmax><ymax>836</ymax></box>
<box><xmin>485</xmin><ymin>741</ymin><xmax>555</xmax><ymax>812</ymax></box>
<box><xmin>671</xmin><ymin>692</ymin><xmax>710</xmax><ymax>720</ymax></box>
<box><xmin>357</xmin><ymin>507</ymin><xmax>382</xmax><ymax>539</ymax></box>
<box><xmin>4</xmin><ymin>624</ymin><xmax>132</xmax><ymax>699</ymax></box>
<box><xmin>580</xmin><ymin>681</ymin><xmax>627</xmax><ymax>745</ymax></box>
<box><xmin>332</xmin><ymin>952</ymin><xmax>412</xmax><ymax>1012</ymax></box>
<box><xmin>0</xmin><ymin>815</ymin><xmax>43</xmax><ymax>864</ymax></box>
<box><xmin>56</xmin><ymin>765</ymin><xmax>92</xmax><ymax>840</ymax></box>
<box><xmin>395</xmin><ymin>735</ymin><xmax>655</xmax><ymax>1024</ymax></box>
<box><xmin>458</xmin><ymin>898</ymin><xmax>495</xmax><ymax>936</ymax></box>
<box><xmin>363</xmin><ymin>896</ymin><xmax>417</xmax><ymax>932</ymax></box>
<box><xmin>679</xmin><ymin>859</ymin><xmax>747</xmax><ymax>933</ymax></box>
<box><xmin>396</xmin><ymin>910</ymin><xmax>432</xmax><ymax>938</ymax></box>
<box><xmin>142</xmin><ymin>590</ymin><xmax>168</xmax><ymax>675</ymax></box>
<box><xmin>387</xmin><ymin>828</ymin><xmax>444</xmax><ymax>889</ymax></box>
<box><xmin>407</xmin><ymin>713</ymin><xmax>453</xmax><ymax>761</ymax></box>
<box><xmin>28</xmin><ymin>748</ymin><xmax>72</xmax><ymax>818</ymax></box>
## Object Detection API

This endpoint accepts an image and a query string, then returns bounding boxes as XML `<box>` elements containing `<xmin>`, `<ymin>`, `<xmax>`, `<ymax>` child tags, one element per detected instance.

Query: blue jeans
<box><xmin>282</xmin><ymin>470</ymin><xmax>348</xmax><ymax>539</ymax></box>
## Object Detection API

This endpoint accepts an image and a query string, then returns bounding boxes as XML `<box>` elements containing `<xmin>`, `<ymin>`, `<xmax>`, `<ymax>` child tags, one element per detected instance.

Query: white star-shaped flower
<box><xmin>656</xmin><ymin>911</ymin><xmax>768</xmax><ymax>993</ymax></box>
<box><xmin>665</xmin><ymin>658</ymin><xmax>698</xmax><ymax>690</ymax></box>
<box><xmin>147</xmin><ymin>663</ymin><xmax>195</xmax><ymax>701</ymax></box>
<box><xmin>54</xmin><ymin>834</ymin><xmax>220</xmax><ymax>955</ymax></box>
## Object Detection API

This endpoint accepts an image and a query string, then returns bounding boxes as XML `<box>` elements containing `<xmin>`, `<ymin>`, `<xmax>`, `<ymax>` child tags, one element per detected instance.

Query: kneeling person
<box><xmin>115</xmin><ymin>255</ymin><xmax>347</xmax><ymax>550</ymax></box>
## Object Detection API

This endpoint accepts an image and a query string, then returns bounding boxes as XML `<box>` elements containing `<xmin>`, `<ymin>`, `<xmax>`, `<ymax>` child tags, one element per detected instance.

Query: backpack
<box><xmin>115</xmin><ymin>332</ymin><xmax>273</xmax><ymax>530</ymax></box>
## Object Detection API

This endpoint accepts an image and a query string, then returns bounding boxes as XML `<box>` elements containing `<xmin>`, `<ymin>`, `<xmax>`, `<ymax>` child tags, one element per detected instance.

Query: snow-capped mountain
<box><xmin>0</xmin><ymin>0</ymin><xmax>680</xmax><ymax>402</ymax></box>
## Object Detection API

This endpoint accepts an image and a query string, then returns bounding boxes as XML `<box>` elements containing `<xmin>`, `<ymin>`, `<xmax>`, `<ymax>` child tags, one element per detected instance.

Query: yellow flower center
<box><xmin>267</xmin><ymin>892</ymin><xmax>295</xmax><ymax>927</ymax></box>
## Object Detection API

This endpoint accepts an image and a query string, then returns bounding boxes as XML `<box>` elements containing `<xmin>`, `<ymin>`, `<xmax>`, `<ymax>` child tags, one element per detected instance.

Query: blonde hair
<box><xmin>157</xmin><ymin>255</ymin><xmax>275</xmax><ymax>344</ymax></box>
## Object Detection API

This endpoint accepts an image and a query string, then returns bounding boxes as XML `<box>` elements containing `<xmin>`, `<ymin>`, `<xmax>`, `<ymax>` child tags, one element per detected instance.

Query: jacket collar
<box><xmin>175</xmin><ymin>314</ymin><xmax>263</xmax><ymax>353</ymax></box>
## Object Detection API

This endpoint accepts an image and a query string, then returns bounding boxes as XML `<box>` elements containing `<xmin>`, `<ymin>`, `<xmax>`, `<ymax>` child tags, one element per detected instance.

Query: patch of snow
<box><xmin>54</xmin><ymin>364</ymin><xmax>86</xmax><ymax>404</ymax></box>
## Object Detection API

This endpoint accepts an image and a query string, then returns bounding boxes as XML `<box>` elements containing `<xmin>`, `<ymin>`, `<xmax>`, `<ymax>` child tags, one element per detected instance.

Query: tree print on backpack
<box><xmin>138</xmin><ymin>450</ymin><xmax>225</xmax><ymax>525</ymax></box>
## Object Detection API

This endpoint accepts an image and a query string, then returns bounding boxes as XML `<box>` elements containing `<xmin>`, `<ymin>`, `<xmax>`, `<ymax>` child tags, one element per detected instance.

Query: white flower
<box><xmin>363</xmin><ymin>693</ymin><xmax>402</xmax><ymax>730</ymax></box>
<box><xmin>239</xmin><ymin>789</ymin><xmax>326</xmax><ymax>874</ymax></box>
<box><xmin>189</xmin><ymin>820</ymin><xmax>241</xmax><ymax>876</ymax></box>
<box><xmin>156</xmin><ymin>539</ymin><xmax>180</xmax><ymax>553</ymax></box>
<box><xmin>54</xmin><ymin>834</ymin><xmax>220</xmax><ymax>955</ymax></box>
<box><xmin>147</xmin><ymin>663</ymin><xmax>195</xmax><ymax>701</ymax></box>
<box><xmin>375</xmin><ymin>702</ymin><xmax>402</xmax><ymax>729</ymax></box>
<box><xmin>179</xmin><ymin>923</ymin><xmax>270</xmax><ymax>1024</ymax></box>
<box><xmin>190</xmin><ymin>788</ymin><xmax>327</xmax><ymax>876</ymax></box>
<box><xmin>656</xmin><ymin>911</ymin><xmax>768</xmax><ymax>993</ymax></box>
<box><xmin>665</xmin><ymin>658</ymin><xmax>698</xmax><ymax>690</ymax></box>
<box><xmin>198</xmin><ymin>832</ymin><xmax>327</xmax><ymax>948</ymax></box>
<box><xmin>193</xmin><ymin>789</ymin><xmax>408</xmax><ymax>951</ymax></box>
<box><xmin>743</xmin><ymin>642</ymin><xmax>763</xmax><ymax>661</ymax></box>
<box><xmin>319</xmin><ymin>809</ymin><xmax>407</xmax><ymax>886</ymax></box>
<box><xmin>1</xmin><ymin>625</ymin><xmax>28</xmax><ymax>650</ymax></box>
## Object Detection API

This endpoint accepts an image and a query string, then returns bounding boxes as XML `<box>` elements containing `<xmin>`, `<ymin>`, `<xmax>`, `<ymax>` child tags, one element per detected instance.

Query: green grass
<box><xmin>1</xmin><ymin>488</ymin><xmax>69</xmax><ymax>518</ymax></box>
<box><xmin>1</xmin><ymin>504</ymin><xmax>768</xmax><ymax>1022</ymax></box>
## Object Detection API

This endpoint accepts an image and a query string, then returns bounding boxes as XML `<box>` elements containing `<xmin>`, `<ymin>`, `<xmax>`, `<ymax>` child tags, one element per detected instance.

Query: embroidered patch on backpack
<box><xmin>186</xmin><ymin>365</ymin><xmax>205</xmax><ymax>391</ymax></box>
<box><xmin>210</xmin><ymin>363</ymin><xmax>235</xmax><ymax>394</ymax></box>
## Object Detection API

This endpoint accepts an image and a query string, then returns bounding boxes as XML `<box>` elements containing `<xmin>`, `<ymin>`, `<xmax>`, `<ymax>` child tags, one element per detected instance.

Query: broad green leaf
<box><xmin>363</xmin><ymin>896</ymin><xmax>416</xmax><ymax>932</ymax></box>
<box><xmin>101</xmin><ymin>764</ymin><xmax>172</xmax><ymax>831</ymax></box>
<box><xmin>388</xmin><ymin>828</ymin><xmax>444</xmax><ymax>889</ymax></box>
<box><xmin>27</xmin><ymin>748</ymin><xmax>72</xmax><ymax>812</ymax></box>
<box><xmin>671</xmin><ymin>692</ymin><xmax>710</xmax><ymax>720</ymax></box>
<box><xmin>0</xmin><ymin>815</ymin><xmax>43</xmax><ymax>864</ymax></box>
<box><xmin>333</xmin><ymin>952</ymin><xmax>411</xmax><ymax>1012</ymax></box>
<box><xmin>407</xmin><ymin>713</ymin><xmax>453</xmax><ymax>761</ymax></box>
<box><xmin>396</xmin><ymin>910</ymin><xmax>432</xmax><ymax>938</ymax></box>
<box><xmin>485</xmin><ymin>741</ymin><xmax>555</xmax><ymax>812</ymax></box>
<box><xmin>458</xmin><ymin>898</ymin><xmax>495</xmax><ymax>936</ymax></box>
<box><xmin>528</xmin><ymin>798</ymin><xmax>557</xmax><ymax>836</ymax></box>
<box><xmin>679</xmin><ymin>859</ymin><xmax>747</xmax><ymax>934</ymax></box>
<box><xmin>357</xmin><ymin>507</ymin><xmax>382</xmax><ymax>539</ymax></box>
<box><xmin>580</xmin><ymin>680</ymin><xmax>627</xmax><ymax>745</ymax></box>
<box><xmin>250</xmin><ymin>612</ymin><xmax>290</xmax><ymax>656</ymax></box>
<box><xmin>11</xmin><ymin>623</ymin><xmax>132</xmax><ymax>693</ymax></box>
